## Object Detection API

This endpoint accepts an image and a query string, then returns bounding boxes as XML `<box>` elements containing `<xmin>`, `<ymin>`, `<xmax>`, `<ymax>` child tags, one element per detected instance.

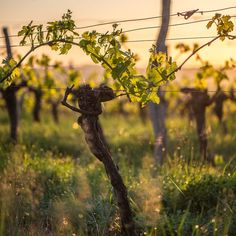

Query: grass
<box><xmin>0</xmin><ymin>106</ymin><xmax>235</xmax><ymax>235</ymax></box>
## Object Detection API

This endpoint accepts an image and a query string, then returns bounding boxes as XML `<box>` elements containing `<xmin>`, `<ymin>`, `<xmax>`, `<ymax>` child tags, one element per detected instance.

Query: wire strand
<box><xmin>2</xmin><ymin>35</ymin><xmax>235</xmax><ymax>48</ymax></box>
<box><xmin>22</xmin><ymin>87</ymin><xmax>236</xmax><ymax>93</ymax></box>
<box><xmin>123</xmin><ymin>18</ymin><xmax>219</xmax><ymax>33</ymax></box>
<box><xmin>126</xmin><ymin>36</ymin><xmax>217</xmax><ymax>42</ymax></box>
<box><xmin>1</xmin><ymin>15</ymin><xmax>234</xmax><ymax>47</ymax></box>
<box><xmin>0</xmin><ymin>6</ymin><xmax>236</xmax><ymax>39</ymax></box>
<box><xmin>200</xmin><ymin>6</ymin><xmax>236</xmax><ymax>13</ymax></box>
<box><xmin>75</xmin><ymin>13</ymin><xmax>178</xmax><ymax>30</ymax></box>
<box><xmin>123</xmin><ymin>19</ymin><xmax>207</xmax><ymax>33</ymax></box>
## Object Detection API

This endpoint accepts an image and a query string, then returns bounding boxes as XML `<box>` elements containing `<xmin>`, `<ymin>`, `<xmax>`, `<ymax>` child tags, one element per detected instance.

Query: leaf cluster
<box><xmin>207</xmin><ymin>14</ymin><xmax>234</xmax><ymax>41</ymax></box>
<box><xmin>197</xmin><ymin>57</ymin><xmax>236</xmax><ymax>88</ymax></box>
<box><xmin>0</xmin><ymin>58</ymin><xmax>20</xmax><ymax>88</ymax></box>
<box><xmin>23</xmin><ymin>55</ymin><xmax>54</xmax><ymax>89</ymax></box>
<box><xmin>145</xmin><ymin>47</ymin><xmax>177</xmax><ymax>104</ymax></box>
<box><xmin>7</xmin><ymin>11</ymin><xmax>179</xmax><ymax>105</ymax></box>
<box><xmin>18</xmin><ymin>9</ymin><xmax>79</xmax><ymax>54</ymax></box>
<box><xmin>78</xmin><ymin>28</ymin><xmax>178</xmax><ymax>105</ymax></box>
<box><xmin>0</xmin><ymin>10</ymin><xmax>235</xmax><ymax>105</ymax></box>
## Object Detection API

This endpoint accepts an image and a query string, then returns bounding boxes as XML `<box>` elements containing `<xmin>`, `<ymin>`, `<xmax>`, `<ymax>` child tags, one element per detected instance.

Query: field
<box><xmin>0</xmin><ymin>100</ymin><xmax>236</xmax><ymax>236</ymax></box>
<box><xmin>1</xmin><ymin>1</ymin><xmax>236</xmax><ymax>235</ymax></box>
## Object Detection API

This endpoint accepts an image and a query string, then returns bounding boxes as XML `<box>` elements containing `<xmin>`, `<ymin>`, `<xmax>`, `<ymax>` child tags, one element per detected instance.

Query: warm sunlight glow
<box><xmin>1</xmin><ymin>0</ymin><xmax>236</xmax><ymax>68</ymax></box>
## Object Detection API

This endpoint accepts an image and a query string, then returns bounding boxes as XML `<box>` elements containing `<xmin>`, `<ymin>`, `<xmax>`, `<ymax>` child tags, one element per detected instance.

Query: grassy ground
<box><xmin>0</xmin><ymin>105</ymin><xmax>235</xmax><ymax>236</ymax></box>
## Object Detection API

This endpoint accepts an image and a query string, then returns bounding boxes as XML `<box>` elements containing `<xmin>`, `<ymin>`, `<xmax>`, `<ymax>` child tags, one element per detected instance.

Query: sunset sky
<box><xmin>1</xmin><ymin>0</ymin><xmax>236</xmax><ymax>69</ymax></box>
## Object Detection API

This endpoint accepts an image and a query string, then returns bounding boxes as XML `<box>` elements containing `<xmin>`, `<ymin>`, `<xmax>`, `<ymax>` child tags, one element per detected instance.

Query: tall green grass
<box><xmin>0</xmin><ymin>108</ymin><xmax>235</xmax><ymax>235</ymax></box>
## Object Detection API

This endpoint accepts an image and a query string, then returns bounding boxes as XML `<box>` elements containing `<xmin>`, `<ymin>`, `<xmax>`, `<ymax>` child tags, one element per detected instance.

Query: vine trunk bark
<box><xmin>62</xmin><ymin>85</ymin><xmax>135</xmax><ymax>235</ymax></box>
<box><xmin>78</xmin><ymin>115</ymin><xmax>135</xmax><ymax>235</ymax></box>
<box><xmin>30</xmin><ymin>88</ymin><xmax>42</xmax><ymax>122</ymax></box>
<box><xmin>181</xmin><ymin>88</ymin><xmax>215</xmax><ymax>161</ymax></box>
<box><xmin>51</xmin><ymin>101</ymin><xmax>59</xmax><ymax>124</ymax></box>
<box><xmin>2</xmin><ymin>87</ymin><xmax>18</xmax><ymax>141</ymax></box>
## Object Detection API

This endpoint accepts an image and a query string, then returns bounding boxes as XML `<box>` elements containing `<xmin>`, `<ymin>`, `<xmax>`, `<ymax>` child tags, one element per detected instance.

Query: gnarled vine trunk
<box><xmin>29</xmin><ymin>88</ymin><xmax>43</xmax><ymax>122</ymax></box>
<box><xmin>2</xmin><ymin>87</ymin><xmax>18</xmax><ymax>141</ymax></box>
<box><xmin>78</xmin><ymin>115</ymin><xmax>134</xmax><ymax>234</ymax></box>
<box><xmin>51</xmin><ymin>101</ymin><xmax>59</xmax><ymax>124</ymax></box>
<box><xmin>213</xmin><ymin>90</ymin><xmax>228</xmax><ymax>133</ymax></box>
<box><xmin>181</xmin><ymin>88</ymin><xmax>215</xmax><ymax>161</ymax></box>
<box><xmin>62</xmin><ymin>85</ymin><xmax>135</xmax><ymax>235</ymax></box>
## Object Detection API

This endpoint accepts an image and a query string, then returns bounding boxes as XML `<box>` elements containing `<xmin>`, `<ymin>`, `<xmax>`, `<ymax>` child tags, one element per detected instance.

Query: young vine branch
<box><xmin>0</xmin><ymin>10</ymin><xmax>235</xmax><ymax>105</ymax></box>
